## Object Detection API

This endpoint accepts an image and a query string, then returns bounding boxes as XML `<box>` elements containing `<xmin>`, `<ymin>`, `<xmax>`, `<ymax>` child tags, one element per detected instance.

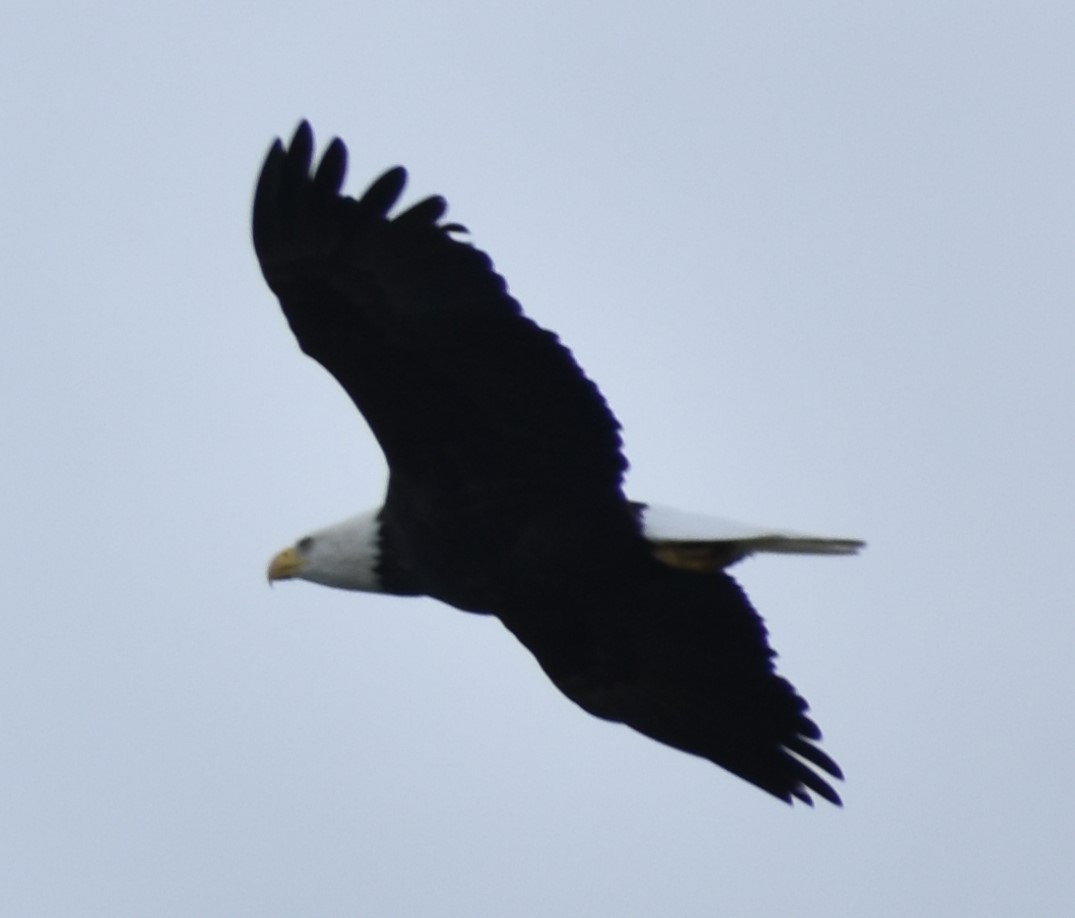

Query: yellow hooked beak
<box><xmin>267</xmin><ymin>545</ymin><xmax>305</xmax><ymax>583</ymax></box>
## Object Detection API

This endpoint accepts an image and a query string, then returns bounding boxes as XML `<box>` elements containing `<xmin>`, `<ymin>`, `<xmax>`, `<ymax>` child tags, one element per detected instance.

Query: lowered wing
<box><xmin>502</xmin><ymin>558</ymin><xmax>844</xmax><ymax>805</ymax></box>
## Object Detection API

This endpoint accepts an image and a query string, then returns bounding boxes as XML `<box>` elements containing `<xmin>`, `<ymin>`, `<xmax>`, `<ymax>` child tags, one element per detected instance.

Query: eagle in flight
<box><xmin>254</xmin><ymin>122</ymin><xmax>861</xmax><ymax>805</ymax></box>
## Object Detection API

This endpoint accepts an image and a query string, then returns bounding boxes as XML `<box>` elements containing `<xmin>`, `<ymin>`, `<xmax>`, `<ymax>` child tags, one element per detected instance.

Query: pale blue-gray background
<box><xmin>2</xmin><ymin>2</ymin><xmax>1072</xmax><ymax>915</ymax></box>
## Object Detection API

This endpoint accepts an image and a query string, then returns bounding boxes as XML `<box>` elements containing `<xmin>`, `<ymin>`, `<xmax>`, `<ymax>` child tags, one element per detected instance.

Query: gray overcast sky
<box><xmin>2</xmin><ymin>2</ymin><xmax>1072</xmax><ymax>915</ymax></box>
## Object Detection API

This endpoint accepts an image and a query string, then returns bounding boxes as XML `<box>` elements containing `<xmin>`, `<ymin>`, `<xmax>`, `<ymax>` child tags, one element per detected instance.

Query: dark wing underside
<box><xmin>501</xmin><ymin>561</ymin><xmax>843</xmax><ymax>805</ymax></box>
<box><xmin>253</xmin><ymin>122</ymin><xmax>626</xmax><ymax>499</ymax></box>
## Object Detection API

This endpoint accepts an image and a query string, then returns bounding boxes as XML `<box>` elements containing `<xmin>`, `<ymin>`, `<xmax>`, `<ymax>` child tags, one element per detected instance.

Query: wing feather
<box><xmin>502</xmin><ymin>563</ymin><xmax>843</xmax><ymax>805</ymax></box>
<box><xmin>253</xmin><ymin>122</ymin><xmax>626</xmax><ymax>497</ymax></box>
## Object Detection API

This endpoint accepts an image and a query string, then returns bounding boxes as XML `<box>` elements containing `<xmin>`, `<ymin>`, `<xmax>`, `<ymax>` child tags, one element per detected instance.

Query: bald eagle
<box><xmin>254</xmin><ymin>122</ymin><xmax>862</xmax><ymax>806</ymax></box>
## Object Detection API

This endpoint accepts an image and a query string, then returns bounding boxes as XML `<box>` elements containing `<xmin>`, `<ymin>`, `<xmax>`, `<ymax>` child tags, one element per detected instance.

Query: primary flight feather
<box><xmin>254</xmin><ymin>122</ymin><xmax>861</xmax><ymax>805</ymax></box>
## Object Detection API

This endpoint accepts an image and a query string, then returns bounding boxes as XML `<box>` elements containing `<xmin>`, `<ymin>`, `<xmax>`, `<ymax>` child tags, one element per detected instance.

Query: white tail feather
<box><xmin>638</xmin><ymin>502</ymin><xmax>864</xmax><ymax>565</ymax></box>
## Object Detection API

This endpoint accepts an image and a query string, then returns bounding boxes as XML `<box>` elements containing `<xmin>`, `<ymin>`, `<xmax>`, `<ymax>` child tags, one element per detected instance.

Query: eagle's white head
<box><xmin>266</xmin><ymin>508</ymin><xmax>384</xmax><ymax>593</ymax></box>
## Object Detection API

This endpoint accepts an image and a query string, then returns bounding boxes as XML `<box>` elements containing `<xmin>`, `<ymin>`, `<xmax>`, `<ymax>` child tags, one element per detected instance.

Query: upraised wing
<box><xmin>253</xmin><ymin>122</ymin><xmax>626</xmax><ymax>498</ymax></box>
